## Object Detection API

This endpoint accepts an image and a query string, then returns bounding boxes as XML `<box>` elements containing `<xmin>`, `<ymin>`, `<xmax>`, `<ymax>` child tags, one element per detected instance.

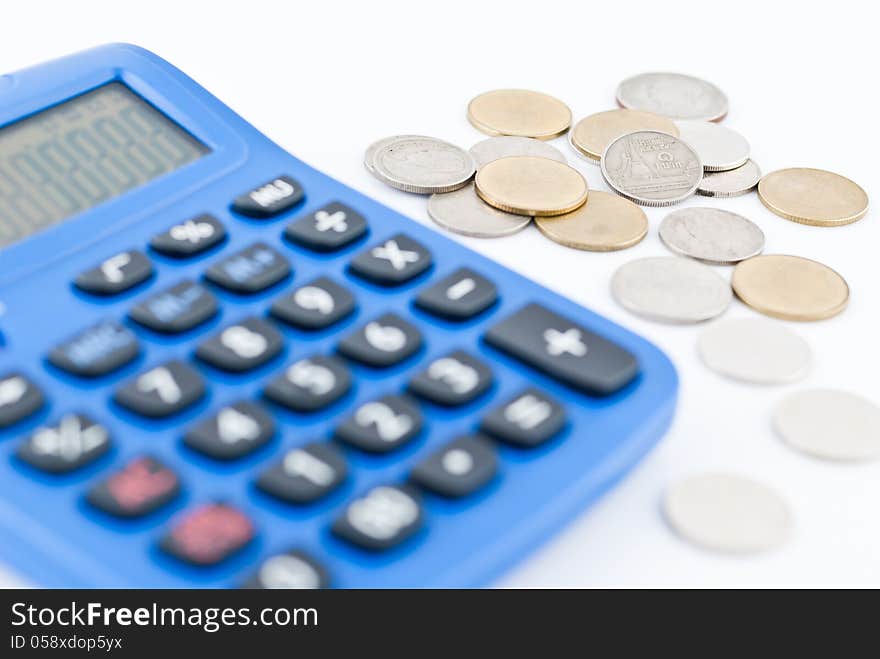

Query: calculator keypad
<box><xmin>410</xmin><ymin>434</ymin><xmax>498</xmax><ymax>498</ymax></box>
<box><xmin>195</xmin><ymin>317</ymin><xmax>283</xmax><ymax>373</ymax></box>
<box><xmin>349</xmin><ymin>234</ymin><xmax>432</xmax><ymax>286</ymax></box>
<box><xmin>415</xmin><ymin>267</ymin><xmax>498</xmax><ymax>321</ymax></box>
<box><xmin>160</xmin><ymin>503</ymin><xmax>255</xmax><ymax>566</ymax></box>
<box><xmin>256</xmin><ymin>442</ymin><xmax>348</xmax><ymax>505</ymax></box>
<box><xmin>338</xmin><ymin>312</ymin><xmax>422</xmax><ymax>368</ymax></box>
<box><xmin>270</xmin><ymin>277</ymin><xmax>356</xmax><ymax>330</ymax></box>
<box><xmin>129</xmin><ymin>280</ymin><xmax>218</xmax><ymax>334</ymax></box>
<box><xmin>75</xmin><ymin>250</ymin><xmax>154</xmax><ymax>296</ymax></box>
<box><xmin>205</xmin><ymin>242</ymin><xmax>291</xmax><ymax>294</ymax></box>
<box><xmin>334</xmin><ymin>395</ymin><xmax>423</xmax><ymax>454</ymax></box>
<box><xmin>184</xmin><ymin>401</ymin><xmax>275</xmax><ymax>461</ymax></box>
<box><xmin>331</xmin><ymin>484</ymin><xmax>424</xmax><ymax>552</ymax></box>
<box><xmin>243</xmin><ymin>550</ymin><xmax>329</xmax><ymax>589</ymax></box>
<box><xmin>86</xmin><ymin>456</ymin><xmax>180</xmax><ymax>518</ymax></box>
<box><xmin>480</xmin><ymin>389</ymin><xmax>567</xmax><ymax>448</ymax></box>
<box><xmin>264</xmin><ymin>355</ymin><xmax>352</xmax><ymax>412</ymax></box>
<box><xmin>17</xmin><ymin>414</ymin><xmax>111</xmax><ymax>474</ymax></box>
<box><xmin>48</xmin><ymin>320</ymin><xmax>140</xmax><ymax>377</ymax></box>
<box><xmin>114</xmin><ymin>360</ymin><xmax>206</xmax><ymax>418</ymax></box>
<box><xmin>285</xmin><ymin>202</ymin><xmax>368</xmax><ymax>252</ymax></box>
<box><xmin>408</xmin><ymin>350</ymin><xmax>493</xmax><ymax>407</ymax></box>
<box><xmin>0</xmin><ymin>372</ymin><xmax>45</xmax><ymax>428</ymax></box>
<box><xmin>232</xmin><ymin>175</ymin><xmax>304</xmax><ymax>219</ymax></box>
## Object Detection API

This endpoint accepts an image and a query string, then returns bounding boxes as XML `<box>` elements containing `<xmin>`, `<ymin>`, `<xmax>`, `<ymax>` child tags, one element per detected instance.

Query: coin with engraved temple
<box><xmin>659</xmin><ymin>207</ymin><xmax>764</xmax><ymax>265</ymax></box>
<box><xmin>427</xmin><ymin>183</ymin><xmax>530</xmax><ymax>238</ymax></box>
<box><xmin>758</xmin><ymin>168</ymin><xmax>869</xmax><ymax>227</ymax></box>
<box><xmin>697</xmin><ymin>159</ymin><xmax>761</xmax><ymax>197</ymax></box>
<box><xmin>368</xmin><ymin>135</ymin><xmax>476</xmax><ymax>194</ymax></box>
<box><xmin>675</xmin><ymin>120</ymin><xmax>750</xmax><ymax>172</ymax></box>
<box><xmin>467</xmin><ymin>89</ymin><xmax>571</xmax><ymax>140</ymax></box>
<box><xmin>569</xmin><ymin>109</ymin><xmax>678</xmax><ymax>163</ymax></box>
<box><xmin>611</xmin><ymin>256</ymin><xmax>731</xmax><ymax>323</ymax></box>
<box><xmin>601</xmin><ymin>131</ymin><xmax>702</xmax><ymax>207</ymax></box>
<box><xmin>616</xmin><ymin>72</ymin><xmax>729</xmax><ymax>122</ymax></box>
<box><xmin>663</xmin><ymin>473</ymin><xmax>792</xmax><ymax>554</ymax></box>
<box><xmin>535</xmin><ymin>191</ymin><xmax>647</xmax><ymax>251</ymax></box>
<box><xmin>475</xmin><ymin>156</ymin><xmax>588</xmax><ymax>217</ymax></box>
<box><xmin>731</xmin><ymin>255</ymin><xmax>849</xmax><ymax>321</ymax></box>
<box><xmin>469</xmin><ymin>136</ymin><xmax>566</xmax><ymax>169</ymax></box>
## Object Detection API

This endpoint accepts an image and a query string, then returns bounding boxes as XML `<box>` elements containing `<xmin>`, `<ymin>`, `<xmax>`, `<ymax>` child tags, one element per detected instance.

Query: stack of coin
<box><xmin>362</xmin><ymin>72</ymin><xmax>874</xmax><ymax>557</ymax></box>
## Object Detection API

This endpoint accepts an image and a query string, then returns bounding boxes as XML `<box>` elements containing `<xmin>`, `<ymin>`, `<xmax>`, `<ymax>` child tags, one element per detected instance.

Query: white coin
<box><xmin>427</xmin><ymin>183</ymin><xmax>530</xmax><ymax>238</ymax></box>
<box><xmin>616</xmin><ymin>72</ymin><xmax>729</xmax><ymax>122</ymax></box>
<box><xmin>664</xmin><ymin>473</ymin><xmax>792</xmax><ymax>554</ymax></box>
<box><xmin>469</xmin><ymin>136</ymin><xmax>566</xmax><ymax>169</ymax></box>
<box><xmin>659</xmin><ymin>207</ymin><xmax>764</xmax><ymax>265</ymax></box>
<box><xmin>369</xmin><ymin>135</ymin><xmax>476</xmax><ymax>194</ymax></box>
<box><xmin>675</xmin><ymin>120</ymin><xmax>750</xmax><ymax>172</ymax></box>
<box><xmin>697</xmin><ymin>159</ymin><xmax>762</xmax><ymax>197</ymax></box>
<box><xmin>698</xmin><ymin>318</ymin><xmax>811</xmax><ymax>384</ymax></box>
<box><xmin>773</xmin><ymin>389</ymin><xmax>880</xmax><ymax>462</ymax></box>
<box><xmin>611</xmin><ymin>257</ymin><xmax>731</xmax><ymax>323</ymax></box>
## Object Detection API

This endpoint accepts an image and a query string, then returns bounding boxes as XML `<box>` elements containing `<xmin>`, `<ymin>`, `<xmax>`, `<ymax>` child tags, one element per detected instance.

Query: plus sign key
<box><xmin>285</xmin><ymin>202</ymin><xmax>367</xmax><ymax>252</ymax></box>
<box><xmin>485</xmin><ymin>303</ymin><xmax>639</xmax><ymax>396</ymax></box>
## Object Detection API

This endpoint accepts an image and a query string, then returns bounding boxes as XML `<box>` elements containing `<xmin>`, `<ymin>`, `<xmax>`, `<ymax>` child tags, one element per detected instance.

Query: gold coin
<box><xmin>467</xmin><ymin>89</ymin><xmax>571</xmax><ymax>141</ymax></box>
<box><xmin>475</xmin><ymin>156</ymin><xmax>588</xmax><ymax>217</ymax></box>
<box><xmin>732</xmin><ymin>255</ymin><xmax>849</xmax><ymax>321</ymax></box>
<box><xmin>535</xmin><ymin>191</ymin><xmax>647</xmax><ymax>251</ymax></box>
<box><xmin>570</xmin><ymin>109</ymin><xmax>679</xmax><ymax>162</ymax></box>
<box><xmin>758</xmin><ymin>168</ymin><xmax>868</xmax><ymax>227</ymax></box>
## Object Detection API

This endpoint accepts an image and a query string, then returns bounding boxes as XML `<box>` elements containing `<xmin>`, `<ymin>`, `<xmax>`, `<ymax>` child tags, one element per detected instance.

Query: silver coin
<box><xmin>697</xmin><ymin>159</ymin><xmax>761</xmax><ymax>197</ymax></box>
<box><xmin>611</xmin><ymin>256</ymin><xmax>731</xmax><ymax>323</ymax></box>
<box><xmin>773</xmin><ymin>389</ymin><xmax>880</xmax><ymax>462</ymax></box>
<box><xmin>369</xmin><ymin>135</ymin><xmax>476</xmax><ymax>194</ymax></box>
<box><xmin>616</xmin><ymin>72</ymin><xmax>729</xmax><ymax>122</ymax></box>
<box><xmin>469</xmin><ymin>136</ymin><xmax>566</xmax><ymax>169</ymax></box>
<box><xmin>659</xmin><ymin>207</ymin><xmax>764</xmax><ymax>265</ymax></box>
<box><xmin>601</xmin><ymin>131</ymin><xmax>702</xmax><ymax>207</ymax></box>
<box><xmin>364</xmin><ymin>134</ymin><xmax>422</xmax><ymax>174</ymax></box>
<box><xmin>698</xmin><ymin>318</ymin><xmax>811</xmax><ymax>384</ymax></box>
<box><xmin>675</xmin><ymin>120</ymin><xmax>750</xmax><ymax>172</ymax></box>
<box><xmin>427</xmin><ymin>183</ymin><xmax>530</xmax><ymax>238</ymax></box>
<box><xmin>663</xmin><ymin>473</ymin><xmax>792</xmax><ymax>554</ymax></box>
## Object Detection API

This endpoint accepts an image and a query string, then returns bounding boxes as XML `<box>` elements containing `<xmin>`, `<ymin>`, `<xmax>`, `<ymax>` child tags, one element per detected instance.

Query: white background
<box><xmin>1</xmin><ymin>0</ymin><xmax>877</xmax><ymax>587</ymax></box>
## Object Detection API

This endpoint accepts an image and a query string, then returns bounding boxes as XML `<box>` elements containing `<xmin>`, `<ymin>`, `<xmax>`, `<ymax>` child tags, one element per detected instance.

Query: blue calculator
<box><xmin>0</xmin><ymin>44</ymin><xmax>677</xmax><ymax>588</ymax></box>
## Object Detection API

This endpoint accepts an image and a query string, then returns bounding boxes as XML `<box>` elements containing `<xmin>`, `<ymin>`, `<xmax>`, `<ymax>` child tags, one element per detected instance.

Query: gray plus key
<box><xmin>484</xmin><ymin>303</ymin><xmax>639</xmax><ymax>396</ymax></box>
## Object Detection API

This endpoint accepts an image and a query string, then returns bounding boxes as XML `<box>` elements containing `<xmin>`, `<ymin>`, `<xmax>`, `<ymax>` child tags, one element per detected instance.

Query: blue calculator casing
<box><xmin>0</xmin><ymin>44</ymin><xmax>677</xmax><ymax>587</ymax></box>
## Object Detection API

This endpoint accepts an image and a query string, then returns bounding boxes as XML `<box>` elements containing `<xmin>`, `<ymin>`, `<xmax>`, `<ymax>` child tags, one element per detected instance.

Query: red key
<box><xmin>87</xmin><ymin>456</ymin><xmax>180</xmax><ymax>518</ymax></box>
<box><xmin>161</xmin><ymin>503</ymin><xmax>254</xmax><ymax>566</ymax></box>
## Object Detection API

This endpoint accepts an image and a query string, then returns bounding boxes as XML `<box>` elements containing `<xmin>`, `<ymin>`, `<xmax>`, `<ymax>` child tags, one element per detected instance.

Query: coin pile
<box><xmin>364</xmin><ymin>72</ymin><xmax>877</xmax><ymax>556</ymax></box>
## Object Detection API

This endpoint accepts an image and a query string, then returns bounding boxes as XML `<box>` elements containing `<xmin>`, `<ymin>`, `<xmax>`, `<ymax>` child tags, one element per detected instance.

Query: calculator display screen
<box><xmin>0</xmin><ymin>82</ymin><xmax>209</xmax><ymax>249</ymax></box>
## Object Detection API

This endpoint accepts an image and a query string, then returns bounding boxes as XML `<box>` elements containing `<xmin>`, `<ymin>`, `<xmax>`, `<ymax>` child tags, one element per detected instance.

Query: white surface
<box><xmin>1</xmin><ymin>0</ymin><xmax>877</xmax><ymax>587</ymax></box>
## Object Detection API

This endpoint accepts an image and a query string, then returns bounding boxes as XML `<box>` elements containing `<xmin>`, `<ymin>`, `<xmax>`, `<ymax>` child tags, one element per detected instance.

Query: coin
<box><xmin>535</xmin><ymin>191</ymin><xmax>647</xmax><ymax>251</ymax></box>
<box><xmin>368</xmin><ymin>135</ymin><xmax>476</xmax><ymax>194</ymax></box>
<box><xmin>757</xmin><ymin>168</ymin><xmax>869</xmax><ymax>227</ymax></box>
<box><xmin>569</xmin><ymin>109</ymin><xmax>679</xmax><ymax>163</ymax></box>
<box><xmin>364</xmin><ymin>134</ymin><xmax>422</xmax><ymax>174</ymax></box>
<box><xmin>475</xmin><ymin>156</ymin><xmax>588</xmax><ymax>217</ymax></box>
<box><xmin>601</xmin><ymin>131</ymin><xmax>702</xmax><ymax>207</ymax></box>
<box><xmin>427</xmin><ymin>183</ymin><xmax>531</xmax><ymax>238</ymax></box>
<box><xmin>697</xmin><ymin>159</ymin><xmax>761</xmax><ymax>197</ymax></box>
<box><xmin>731</xmin><ymin>255</ymin><xmax>849</xmax><ymax>321</ymax></box>
<box><xmin>698</xmin><ymin>318</ymin><xmax>811</xmax><ymax>384</ymax></box>
<box><xmin>663</xmin><ymin>473</ymin><xmax>792</xmax><ymax>554</ymax></box>
<box><xmin>616</xmin><ymin>72</ymin><xmax>729</xmax><ymax>122</ymax></box>
<box><xmin>773</xmin><ymin>389</ymin><xmax>880</xmax><ymax>462</ymax></box>
<box><xmin>467</xmin><ymin>89</ymin><xmax>571</xmax><ymax>140</ymax></box>
<box><xmin>611</xmin><ymin>256</ymin><xmax>731</xmax><ymax>323</ymax></box>
<box><xmin>675</xmin><ymin>120</ymin><xmax>750</xmax><ymax>172</ymax></box>
<box><xmin>659</xmin><ymin>207</ymin><xmax>764</xmax><ymax>265</ymax></box>
<box><xmin>469</xmin><ymin>136</ymin><xmax>566</xmax><ymax>169</ymax></box>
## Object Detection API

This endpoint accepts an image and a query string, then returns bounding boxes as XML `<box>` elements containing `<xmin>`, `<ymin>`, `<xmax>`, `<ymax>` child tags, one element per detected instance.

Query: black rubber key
<box><xmin>48</xmin><ymin>320</ymin><xmax>140</xmax><ymax>377</ymax></box>
<box><xmin>410</xmin><ymin>435</ymin><xmax>498</xmax><ymax>498</ymax></box>
<box><xmin>160</xmin><ymin>503</ymin><xmax>255</xmax><ymax>566</ymax></box>
<box><xmin>184</xmin><ymin>401</ymin><xmax>275</xmax><ymax>461</ymax></box>
<box><xmin>150</xmin><ymin>214</ymin><xmax>226</xmax><ymax>258</ymax></box>
<box><xmin>484</xmin><ymin>303</ymin><xmax>639</xmax><ymax>396</ymax></box>
<box><xmin>337</xmin><ymin>313</ymin><xmax>422</xmax><ymax>368</ymax></box>
<box><xmin>129</xmin><ymin>280</ymin><xmax>218</xmax><ymax>334</ymax></box>
<box><xmin>256</xmin><ymin>442</ymin><xmax>348</xmax><ymax>505</ymax></box>
<box><xmin>243</xmin><ymin>550</ymin><xmax>330</xmax><ymax>589</ymax></box>
<box><xmin>334</xmin><ymin>394</ymin><xmax>423</xmax><ymax>454</ymax></box>
<box><xmin>232</xmin><ymin>175</ymin><xmax>304</xmax><ymax>218</ymax></box>
<box><xmin>480</xmin><ymin>388</ymin><xmax>567</xmax><ymax>448</ymax></box>
<box><xmin>415</xmin><ymin>268</ymin><xmax>498</xmax><ymax>321</ymax></box>
<box><xmin>195</xmin><ymin>317</ymin><xmax>283</xmax><ymax>373</ymax></box>
<box><xmin>114</xmin><ymin>360</ymin><xmax>205</xmax><ymax>418</ymax></box>
<box><xmin>17</xmin><ymin>414</ymin><xmax>110</xmax><ymax>473</ymax></box>
<box><xmin>75</xmin><ymin>250</ymin><xmax>153</xmax><ymax>296</ymax></box>
<box><xmin>270</xmin><ymin>277</ymin><xmax>356</xmax><ymax>331</ymax></box>
<box><xmin>86</xmin><ymin>456</ymin><xmax>180</xmax><ymax>518</ymax></box>
<box><xmin>204</xmin><ymin>243</ymin><xmax>290</xmax><ymax>294</ymax></box>
<box><xmin>408</xmin><ymin>350</ymin><xmax>493</xmax><ymax>407</ymax></box>
<box><xmin>285</xmin><ymin>202</ymin><xmax>367</xmax><ymax>252</ymax></box>
<box><xmin>0</xmin><ymin>372</ymin><xmax>45</xmax><ymax>428</ymax></box>
<box><xmin>332</xmin><ymin>484</ymin><xmax>424</xmax><ymax>552</ymax></box>
<box><xmin>349</xmin><ymin>233</ymin><xmax>432</xmax><ymax>286</ymax></box>
<box><xmin>264</xmin><ymin>355</ymin><xmax>351</xmax><ymax>412</ymax></box>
